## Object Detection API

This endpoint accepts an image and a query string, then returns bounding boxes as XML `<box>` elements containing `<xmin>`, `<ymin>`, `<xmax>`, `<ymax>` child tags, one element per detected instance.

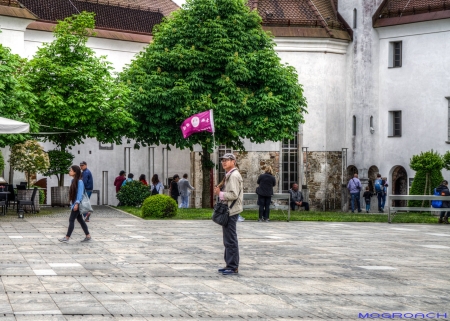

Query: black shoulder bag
<box><xmin>212</xmin><ymin>190</ymin><xmax>241</xmax><ymax>227</ymax></box>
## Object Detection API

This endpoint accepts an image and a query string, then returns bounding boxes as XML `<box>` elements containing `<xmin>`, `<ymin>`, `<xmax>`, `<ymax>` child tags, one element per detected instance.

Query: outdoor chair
<box><xmin>0</xmin><ymin>200</ymin><xmax>5</xmax><ymax>216</ymax></box>
<box><xmin>16</xmin><ymin>184</ymin><xmax>26</xmax><ymax>190</ymax></box>
<box><xmin>17</xmin><ymin>187</ymin><xmax>37</xmax><ymax>214</ymax></box>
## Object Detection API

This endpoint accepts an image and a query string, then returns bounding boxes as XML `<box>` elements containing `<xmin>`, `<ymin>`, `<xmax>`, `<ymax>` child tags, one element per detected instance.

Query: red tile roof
<box><xmin>374</xmin><ymin>0</ymin><xmax>450</xmax><ymax>27</ymax></box>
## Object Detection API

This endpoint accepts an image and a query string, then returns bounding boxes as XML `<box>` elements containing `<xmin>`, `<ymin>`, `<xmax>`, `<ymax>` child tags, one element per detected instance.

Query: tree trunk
<box><xmin>58</xmin><ymin>144</ymin><xmax>66</xmax><ymax>187</ymax></box>
<box><xmin>201</xmin><ymin>146</ymin><xmax>212</xmax><ymax>208</ymax></box>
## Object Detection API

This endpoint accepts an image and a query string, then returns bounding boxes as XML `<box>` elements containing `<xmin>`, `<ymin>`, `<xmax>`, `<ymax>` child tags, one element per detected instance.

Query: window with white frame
<box><xmin>388</xmin><ymin>41</ymin><xmax>402</xmax><ymax>68</ymax></box>
<box><xmin>388</xmin><ymin>111</ymin><xmax>402</xmax><ymax>137</ymax></box>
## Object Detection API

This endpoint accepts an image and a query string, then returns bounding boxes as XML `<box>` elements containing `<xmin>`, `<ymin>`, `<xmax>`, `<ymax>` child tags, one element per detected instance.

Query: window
<box><xmin>282</xmin><ymin>135</ymin><xmax>298</xmax><ymax>192</ymax></box>
<box><xmin>388</xmin><ymin>111</ymin><xmax>402</xmax><ymax>137</ymax></box>
<box><xmin>353</xmin><ymin>8</ymin><xmax>357</xmax><ymax>29</ymax></box>
<box><xmin>218</xmin><ymin>145</ymin><xmax>232</xmax><ymax>183</ymax></box>
<box><xmin>388</xmin><ymin>41</ymin><xmax>402</xmax><ymax>68</ymax></box>
<box><xmin>352</xmin><ymin>116</ymin><xmax>356</xmax><ymax>136</ymax></box>
<box><xmin>370</xmin><ymin>116</ymin><xmax>373</xmax><ymax>128</ymax></box>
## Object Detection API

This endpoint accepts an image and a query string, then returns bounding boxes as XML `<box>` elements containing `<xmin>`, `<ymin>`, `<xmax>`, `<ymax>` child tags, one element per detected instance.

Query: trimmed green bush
<box><xmin>141</xmin><ymin>194</ymin><xmax>177</xmax><ymax>218</ymax></box>
<box><xmin>408</xmin><ymin>169</ymin><xmax>444</xmax><ymax>207</ymax></box>
<box><xmin>116</xmin><ymin>181</ymin><xmax>151</xmax><ymax>206</ymax></box>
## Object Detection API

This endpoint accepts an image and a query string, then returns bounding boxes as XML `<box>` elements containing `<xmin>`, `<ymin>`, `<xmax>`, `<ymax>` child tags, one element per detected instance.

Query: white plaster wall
<box><xmin>275</xmin><ymin>38</ymin><xmax>349</xmax><ymax>152</ymax></box>
<box><xmin>0</xmin><ymin>16</ymin><xmax>34</xmax><ymax>55</ymax></box>
<box><xmin>376</xmin><ymin>19</ymin><xmax>450</xmax><ymax>182</ymax></box>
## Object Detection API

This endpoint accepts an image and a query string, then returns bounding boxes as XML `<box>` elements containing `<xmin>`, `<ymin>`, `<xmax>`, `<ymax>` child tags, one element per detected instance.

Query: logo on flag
<box><xmin>180</xmin><ymin>110</ymin><xmax>215</xmax><ymax>139</ymax></box>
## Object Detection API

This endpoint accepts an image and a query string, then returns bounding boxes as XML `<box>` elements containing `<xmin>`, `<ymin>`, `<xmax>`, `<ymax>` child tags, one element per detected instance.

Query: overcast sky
<box><xmin>172</xmin><ymin>0</ymin><xmax>186</xmax><ymax>7</ymax></box>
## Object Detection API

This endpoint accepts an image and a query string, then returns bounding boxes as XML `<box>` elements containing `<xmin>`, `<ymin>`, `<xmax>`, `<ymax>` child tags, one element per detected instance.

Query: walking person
<box><xmin>289</xmin><ymin>183</ymin><xmax>309</xmax><ymax>211</ymax></box>
<box><xmin>59</xmin><ymin>165</ymin><xmax>91</xmax><ymax>243</ymax></box>
<box><xmin>213</xmin><ymin>153</ymin><xmax>243</xmax><ymax>275</ymax></box>
<box><xmin>114</xmin><ymin>170</ymin><xmax>126</xmax><ymax>206</ymax></box>
<box><xmin>363</xmin><ymin>186</ymin><xmax>373</xmax><ymax>213</ymax></box>
<box><xmin>178</xmin><ymin>173</ymin><xmax>195</xmax><ymax>208</ymax></box>
<box><xmin>121</xmin><ymin>173</ymin><xmax>134</xmax><ymax>186</ymax></box>
<box><xmin>374</xmin><ymin>174</ymin><xmax>388</xmax><ymax>213</ymax></box>
<box><xmin>347</xmin><ymin>173</ymin><xmax>362</xmax><ymax>213</ymax></box>
<box><xmin>139</xmin><ymin>174</ymin><xmax>148</xmax><ymax>186</ymax></box>
<box><xmin>80</xmin><ymin>161</ymin><xmax>93</xmax><ymax>222</ymax></box>
<box><xmin>169</xmin><ymin>174</ymin><xmax>180</xmax><ymax>205</ymax></box>
<box><xmin>256</xmin><ymin>166</ymin><xmax>276</xmax><ymax>222</ymax></box>
<box><xmin>436</xmin><ymin>180</ymin><xmax>450</xmax><ymax>224</ymax></box>
<box><xmin>150</xmin><ymin>174</ymin><xmax>164</xmax><ymax>195</ymax></box>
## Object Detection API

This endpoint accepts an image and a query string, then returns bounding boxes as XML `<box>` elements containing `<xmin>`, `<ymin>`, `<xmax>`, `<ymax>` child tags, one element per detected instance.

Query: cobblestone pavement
<box><xmin>0</xmin><ymin>206</ymin><xmax>448</xmax><ymax>320</ymax></box>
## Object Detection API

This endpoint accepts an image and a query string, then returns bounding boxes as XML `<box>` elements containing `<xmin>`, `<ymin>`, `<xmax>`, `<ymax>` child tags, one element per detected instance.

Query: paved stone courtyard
<box><xmin>0</xmin><ymin>206</ymin><xmax>448</xmax><ymax>320</ymax></box>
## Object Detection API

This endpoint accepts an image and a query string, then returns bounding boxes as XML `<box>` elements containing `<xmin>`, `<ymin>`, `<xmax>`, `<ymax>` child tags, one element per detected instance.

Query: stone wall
<box><xmin>305</xmin><ymin>151</ymin><xmax>343</xmax><ymax>211</ymax></box>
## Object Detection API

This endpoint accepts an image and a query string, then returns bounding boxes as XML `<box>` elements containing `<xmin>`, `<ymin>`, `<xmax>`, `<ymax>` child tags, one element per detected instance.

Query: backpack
<box><xmin>151</xmin><ymin>184</ymin><xmax>159</xmax><ymax>196</ymax></box>
<box><xmin>431</xmin><ymin>188</ymin><xmax>443</xmax><ymax>208</ymax></box>
<box><xmin>374</xmin><ymin>179</ymin><xmax>383</xmax><ymax>193</ymax></box>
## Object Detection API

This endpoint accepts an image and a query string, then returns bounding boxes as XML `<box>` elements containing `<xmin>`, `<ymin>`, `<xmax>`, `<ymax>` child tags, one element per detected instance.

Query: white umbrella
<box><xmin>0</xmin><ymin>117</ymin><xmax>29</xmax><ymax>134</ymax></box>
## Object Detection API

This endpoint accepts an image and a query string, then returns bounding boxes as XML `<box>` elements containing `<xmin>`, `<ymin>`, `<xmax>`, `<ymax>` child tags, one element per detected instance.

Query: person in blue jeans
<box><xmin>375</xmin><ymin>174</ymin><xmax>389</xmax><ymax>213</ymax></box>
<box><xmin>347</xmin><ymin>173</ymin><xmax>362</xmax><ymax>213</ymax></box>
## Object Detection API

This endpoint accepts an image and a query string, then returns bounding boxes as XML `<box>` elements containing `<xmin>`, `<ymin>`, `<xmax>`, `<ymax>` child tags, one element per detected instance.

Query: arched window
<box><xmin>352</xmin><ymin>116</ymin><xmax>356</xmax><ymax>136</ymax></box>
<box><xmin>353</xmin><ymin>8</ymin><xmax>357</xmax><ymax>29</ymax></box>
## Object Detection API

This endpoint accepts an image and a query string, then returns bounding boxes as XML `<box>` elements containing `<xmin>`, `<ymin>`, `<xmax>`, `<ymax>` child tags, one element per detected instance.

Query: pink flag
<box><xmin>180</xmin><ymin>110</ymin><xmax>215</xmax><ymax>139</ymax></box>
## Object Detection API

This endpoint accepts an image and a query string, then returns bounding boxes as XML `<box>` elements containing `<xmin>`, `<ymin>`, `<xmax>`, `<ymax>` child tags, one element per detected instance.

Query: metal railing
<box><xmin>388</xmin><ymin>194</ymin><xmax>450</xmax><ymax>223</ymax></box>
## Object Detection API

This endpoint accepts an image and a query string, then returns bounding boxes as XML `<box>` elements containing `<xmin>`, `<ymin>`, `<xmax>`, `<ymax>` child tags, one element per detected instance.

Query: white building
<box><xmin>0</xmin><ymin>0</ymin><xmax>448</xmax><ymax>208</ymax></box>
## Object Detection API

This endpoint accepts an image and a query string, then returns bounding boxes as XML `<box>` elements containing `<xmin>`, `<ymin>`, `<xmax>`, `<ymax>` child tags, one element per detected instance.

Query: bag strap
<box><xmin>229</xmin><ymin>189</ymin><xmax>242</xmax><ymax>209</ymax></box>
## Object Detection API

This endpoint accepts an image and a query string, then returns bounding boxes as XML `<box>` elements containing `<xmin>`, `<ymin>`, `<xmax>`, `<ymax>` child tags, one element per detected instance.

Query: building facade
<box><xmin>0</xmin><ymin>0</ymin><xmax>449</xmax><ymax>208</ymax></box>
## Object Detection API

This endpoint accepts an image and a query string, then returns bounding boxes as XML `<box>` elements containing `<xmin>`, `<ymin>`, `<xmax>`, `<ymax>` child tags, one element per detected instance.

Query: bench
<box><xmin>243</xmin><ymin>193</ymin><xmax>293</xmax><ymax>221</ymax></box>
<box><xmin>388</xmin><ymin>194</ymin><xmax>450</xmax><ymax>223</ymax></box>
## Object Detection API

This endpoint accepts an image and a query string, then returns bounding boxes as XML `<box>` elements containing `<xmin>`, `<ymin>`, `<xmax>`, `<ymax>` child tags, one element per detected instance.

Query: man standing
<box><xmin>80</xmin><ymin>161</ymin><xmax>93</xmax><ymax>221</ymax></box>
<box><xmin>169</xmin><ymin>174</ymin><xmax>181</xmax><ymax>205</ymax></box>
<box><xmin>289</xmin><ymin>183</ymin><xmax>309</xmax><ymax>211</ymax></box>
<box><xmin>114</xmin><ymin>170</ymin><xmax>126</xmax><ymax>206</ymax></box>
<box><xmin>347</xmin><ymin>173</ymin><xmax>362</xmax><ymax>213</ymax></box>
<box><xmin>178</xmin><ymin>173</ymin><xmax>195</xmax><ymax>208</ymax></box>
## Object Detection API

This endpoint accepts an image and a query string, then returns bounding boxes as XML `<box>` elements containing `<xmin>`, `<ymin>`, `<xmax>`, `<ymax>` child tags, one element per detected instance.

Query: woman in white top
<box><xmin>150</xmin><ymin>174</ymin><xmax>164</xmax><ymax>195</ymax></box>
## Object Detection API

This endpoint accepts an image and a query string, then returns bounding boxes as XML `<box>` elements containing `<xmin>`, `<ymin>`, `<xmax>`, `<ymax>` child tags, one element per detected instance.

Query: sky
<box><xmin>172</xmin><ymin>0</ymin><xmax>186</xmax><ymax>7</ymax></box>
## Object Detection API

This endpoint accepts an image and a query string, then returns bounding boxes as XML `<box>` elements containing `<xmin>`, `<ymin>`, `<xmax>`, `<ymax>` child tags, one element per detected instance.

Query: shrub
<box><xmin>141</xmin><ymin>194</ymin><xmax>177</xmax><ymax>218</ymax></box>
<box><xmin>116</xmin><ymin>181</ymin><xmax>151</xmax><ymax>207</ymax></box>
<box><xmin>408</xmin><ymin>169</ymin><xmax>444</xmax><ymax>207</ymax></box>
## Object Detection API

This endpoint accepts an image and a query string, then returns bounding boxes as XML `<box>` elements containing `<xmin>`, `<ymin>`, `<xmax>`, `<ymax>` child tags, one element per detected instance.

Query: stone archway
<box><xmin>347</xmin><ymin>165</ymin><xmax>358</xmax><ymax>182</ymax></box>
<box><xmin>391</xmin><ymin>166</ymin><xmax>408</xmax><ymax>207</ymax></box>
<box><xmin>368</xmin><ymin>165</ymin><xmax>379</xmax><ymax>193</ymax></box>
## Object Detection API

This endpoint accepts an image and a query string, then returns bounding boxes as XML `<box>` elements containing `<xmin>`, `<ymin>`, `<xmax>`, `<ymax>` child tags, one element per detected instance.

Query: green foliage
<box><xmin>44</xmin><ymin>149</ymin><xmax>75</xmax><ymax>186</ymax></box>
<box><xmin>0</xmin><ymin>44</ymin><xmax>38</xmax><ymax>147</ymax></box>
<box><xmin>408</xmin><ymin>169</ymin><xmax>444</xmax><ymax>207</ymax></box>
<box><xmin>116</xmin><ymin>180</ymin><xmax>151</xmax><ymax>206</ymax></box>
<box><xmin>26</xmin><ymin>12</ymin><xmax>135</xmax><ymax>150</ymax></box>
<box><xmin>443</xmin><ymin>151</ymin><xmax>450</xmax><ymax>171</ymax></box>
<box><xmin>9</xmin><ymin>140</ymin><xmax>50</xmax><ymax>187</ymax></box>
<box><xmin>409</xmin><ymin>150</ymin><xmax>444</xmax><ymax>172</ymax></box>
<box><xmin>141</xmin><ymin>194</ymin><xmax>178</xmax><ymax>218</ymax></box>
<box><xmin>0</xmin><ymin>150</ymin><xmax>4</xmax><ymax>173</ymax></box>
<box><xmin>121</xmin><ymin>0</ymin><xmax>307</xmax><ymax>152</ymax></box>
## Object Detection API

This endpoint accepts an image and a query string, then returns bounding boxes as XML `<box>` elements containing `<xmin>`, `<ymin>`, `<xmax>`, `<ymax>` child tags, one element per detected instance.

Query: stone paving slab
<box><xmin>0</xmin><ymin>206</ymin><xmax>448</xmax><ymax>320</ymax></box>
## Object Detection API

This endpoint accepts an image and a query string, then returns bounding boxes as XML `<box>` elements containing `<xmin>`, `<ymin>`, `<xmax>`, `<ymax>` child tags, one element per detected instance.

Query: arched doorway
<box><xmin>391</xmin><ymin>166</ymin><xmax>408</xmax><ymax>207</ymax></box>
<box><xmin>368</xmin><ymin>166</ymin><xmax>379</xmax><ymax>193</ymax></box>
<box><xmin>347</xmin><ymin>165</ymin><xmax>358</xmax><ymax>182</ymax></box>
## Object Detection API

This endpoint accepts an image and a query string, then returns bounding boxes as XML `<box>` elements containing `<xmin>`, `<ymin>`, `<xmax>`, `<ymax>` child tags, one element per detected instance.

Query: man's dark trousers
<box><xmin>290</xmin><ymin>201</ymin><xmax>310</xmax><ymax>211</ymax></box>
<box><xmin>222</xmin><ymin>214</ymin><xmax>239</xmax><ymax>270</ymax></box>
<box><xmin>377</xmin><ymin>192</ymin><xmax>386</xmax><ymax>211</ymax></box>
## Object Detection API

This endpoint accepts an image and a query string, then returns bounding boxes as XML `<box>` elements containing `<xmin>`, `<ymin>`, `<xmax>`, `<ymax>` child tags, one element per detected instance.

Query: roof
<box><xmin>373</xmin><ymin>0</ymin><xmax>450</xmax><ymax>27</ymax></box>
<box><xmin>0</xmin><ymin>0</ymin><xmax>179</xmax><ymax>35</ymax></box>
<box><xmin>250</xmin><ymin>0</ymin><xmax>352</xmax><ymax>40</ymax></box>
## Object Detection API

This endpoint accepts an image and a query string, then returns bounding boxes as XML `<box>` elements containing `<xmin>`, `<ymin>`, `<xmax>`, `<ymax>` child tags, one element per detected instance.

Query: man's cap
<box><xmin>80</xmin><ymin>161</ymin><xmax>87</xmax><ymax>165</ymax></box>
<box><xmin>220</xmin><ymin>153</ymin><xmax>236</xmax><ymax>160</ymax></box>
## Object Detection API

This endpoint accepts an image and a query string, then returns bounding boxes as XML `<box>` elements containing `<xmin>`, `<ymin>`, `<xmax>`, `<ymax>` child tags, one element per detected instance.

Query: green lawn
<box><xmin>117</xmin><ymin>207</ymin><xmax>440</xmax><ymax>224</ymax></box>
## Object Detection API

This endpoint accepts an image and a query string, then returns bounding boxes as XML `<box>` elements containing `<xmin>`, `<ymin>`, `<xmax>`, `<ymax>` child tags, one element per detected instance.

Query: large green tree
<box><xmin>26</xmin><ymin>12</ymin><xmax>135</xmax><ymax>185</ymax></box>
<box><xmin>121</xmin><ymin>0</ymin><xmax>307</xmax><ymax>206</ymax></box>
<box><xmin>0</xmin><ymin>44</ymin><xmax>38</xmax><ymax>147</ymax></box>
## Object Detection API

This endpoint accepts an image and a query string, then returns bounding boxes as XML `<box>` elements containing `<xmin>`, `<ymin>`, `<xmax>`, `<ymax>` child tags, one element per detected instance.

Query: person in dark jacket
<box><xmin>256</xmin><ymin>166</ymin><xmax>276</xmax><ymax>222</ymax></box>
<box><xmin>80</xmin><ymin>161</ymin><xmax>93</xmax><ymax>221</ymax></box>
<box><xmin>436</xmin><ymin>180</ymin><xmax>450</xmax><ymax>224</ymax></box>
<box><xmin>170</xmin><ymin>174</ymin><xmax>180</xmax><ymax>204</ymax></box>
